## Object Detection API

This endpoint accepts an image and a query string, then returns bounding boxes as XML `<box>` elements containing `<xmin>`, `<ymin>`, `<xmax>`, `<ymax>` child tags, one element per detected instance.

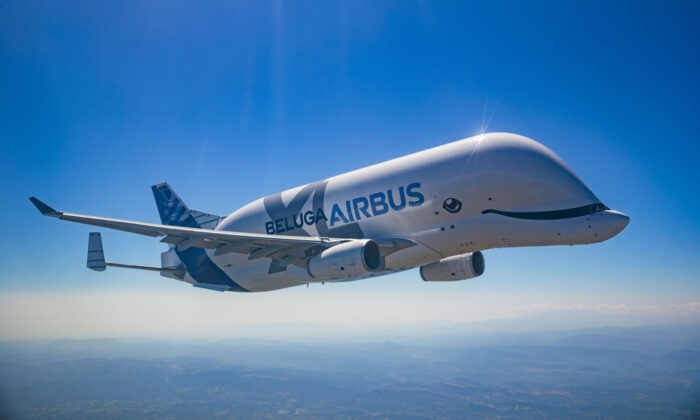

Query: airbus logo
<box><xmin>265</xmin><ymin>183</ymin><xmax>425</xmax><ymax>234</ymax></box>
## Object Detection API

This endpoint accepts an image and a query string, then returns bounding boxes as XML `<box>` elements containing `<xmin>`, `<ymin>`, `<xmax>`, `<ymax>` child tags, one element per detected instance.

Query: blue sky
<box><xmin>1</xmin><ymin>1</ymin><xmax>699</xmax><ymax>335</ymax></box>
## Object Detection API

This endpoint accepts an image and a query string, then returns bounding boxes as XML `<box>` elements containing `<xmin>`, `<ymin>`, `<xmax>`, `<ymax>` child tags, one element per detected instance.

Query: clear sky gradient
<box><xmin>1</xmin><ymin>1</ymin><xmax>698</xmax><ymax>337</ymax></box>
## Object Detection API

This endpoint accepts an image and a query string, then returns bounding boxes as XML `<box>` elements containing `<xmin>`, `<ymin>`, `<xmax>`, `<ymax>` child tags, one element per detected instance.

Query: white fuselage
<box><xmin>168</xmin><ymin>133</ymin><xmax>628</xmax><ymax>292</ymax></box>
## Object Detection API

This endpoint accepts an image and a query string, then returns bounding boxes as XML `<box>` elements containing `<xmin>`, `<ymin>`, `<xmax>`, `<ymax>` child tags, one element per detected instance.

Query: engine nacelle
<box><xmin>420</xmin><ymin>251</ymin><xmax>485</xmax><ymax>281</ymax></box>
<box><xmin>307</xmin><ymin>239</ymin><xmax>382</xmax><ymax>280</ymax></box>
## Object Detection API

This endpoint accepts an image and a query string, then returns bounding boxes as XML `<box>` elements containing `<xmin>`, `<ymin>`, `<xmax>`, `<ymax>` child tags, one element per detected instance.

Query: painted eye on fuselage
<box><xmin>443</xmin><ymin>198</ymin><xmax>462</xmax><ymax>213</ymax></box>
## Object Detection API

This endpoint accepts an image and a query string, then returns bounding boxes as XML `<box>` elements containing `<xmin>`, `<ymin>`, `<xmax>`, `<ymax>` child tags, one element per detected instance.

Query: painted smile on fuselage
<box><xmin>481</xmin><ymin>203</ymin><xmax>608</xmax><ymax>220</ymax></box>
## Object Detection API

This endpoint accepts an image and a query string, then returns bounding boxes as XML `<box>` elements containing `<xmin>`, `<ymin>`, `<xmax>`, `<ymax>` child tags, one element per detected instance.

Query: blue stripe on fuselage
<box><xmin>175</xmin><ymin>247</ymin><xmax>250</xmax><ymax>292</ymax></box>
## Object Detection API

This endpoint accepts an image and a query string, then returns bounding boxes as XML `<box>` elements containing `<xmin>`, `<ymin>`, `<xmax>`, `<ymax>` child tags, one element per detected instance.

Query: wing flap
<box><xmin>213</xmin><ymin>241</ymin><xmax>258</xmax><ymax>256</ymax></box>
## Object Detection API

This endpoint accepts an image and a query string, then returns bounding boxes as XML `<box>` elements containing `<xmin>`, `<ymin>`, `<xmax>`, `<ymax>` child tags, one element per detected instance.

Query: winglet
<box><xmin>29</xmin><ymin>197</ymin><xmax>61</xmax><ymax>216</ymax></box>
<box><xmin>87</xmin><ymin>232</ymin><xmax>106</xmax><ymax>271</ymax></box>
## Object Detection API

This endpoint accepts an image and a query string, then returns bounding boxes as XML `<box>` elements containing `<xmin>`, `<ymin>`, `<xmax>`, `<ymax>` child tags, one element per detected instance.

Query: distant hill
<box><xmin>1</xmin><ymin>324</ymin><xmax>699</xmax><ymax>419</ymax></box>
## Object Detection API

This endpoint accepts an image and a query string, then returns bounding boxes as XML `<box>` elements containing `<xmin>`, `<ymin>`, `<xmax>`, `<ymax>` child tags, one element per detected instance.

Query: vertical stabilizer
<box><xmin>151</xmin><ymin>182</ymin><xmax>221</xmax><ymax>229</ymax></box>
<box><xmin>151</xmin><ymin>182</ymin><xmax>238</xmax><ymax>290</ymax></box>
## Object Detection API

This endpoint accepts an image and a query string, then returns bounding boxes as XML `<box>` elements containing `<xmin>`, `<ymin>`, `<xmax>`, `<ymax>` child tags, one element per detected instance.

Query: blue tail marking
<box><xmin>152</xmin><ymin>182</ymin><xmax>249</xmax><ymax>292</ymax></box>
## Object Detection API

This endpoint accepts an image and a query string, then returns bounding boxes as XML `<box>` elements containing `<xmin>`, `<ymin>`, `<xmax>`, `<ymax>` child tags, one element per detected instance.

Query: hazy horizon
<box><xmin>2</xmin><ymin>284</ymin><xmax>698</xmax><ymax>340</ymax></box>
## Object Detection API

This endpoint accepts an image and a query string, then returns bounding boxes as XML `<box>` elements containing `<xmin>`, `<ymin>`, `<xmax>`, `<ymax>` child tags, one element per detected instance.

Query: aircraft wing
<box><xmin>29</xmin><ymin>197</ymin><xmax>344</xmax><ymax>268</ymax></box>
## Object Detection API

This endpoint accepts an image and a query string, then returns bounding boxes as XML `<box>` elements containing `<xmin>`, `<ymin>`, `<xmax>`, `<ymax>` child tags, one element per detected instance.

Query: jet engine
<box><xmin>307</xmin><ymin>239</ymin><xmax>382</xmax><ymax>280</ymax></box>
<box><xmin>420</xmin><ymin>251</ymin><xmax>485</xmax><ymax>281</ymax></box>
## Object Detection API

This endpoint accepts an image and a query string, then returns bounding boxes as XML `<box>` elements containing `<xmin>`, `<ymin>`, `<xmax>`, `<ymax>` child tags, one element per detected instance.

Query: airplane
<box><xmin>29</xmin><ymin>132</ymin><xmax>629</xmax><ymax>292</ymax></box>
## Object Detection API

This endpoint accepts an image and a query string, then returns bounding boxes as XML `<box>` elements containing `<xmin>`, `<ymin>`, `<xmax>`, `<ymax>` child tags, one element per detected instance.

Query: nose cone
<box><xmin>598</xmin><ymin>210</ymin><xmax>630</xmax><ymax>240</ymax></box>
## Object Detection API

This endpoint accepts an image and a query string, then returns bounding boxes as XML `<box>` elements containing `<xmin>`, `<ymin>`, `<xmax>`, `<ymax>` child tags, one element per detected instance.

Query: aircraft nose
<box><xmin>599</xmin><ymin>210</ymin><xmax>630</xmax><ymax>239</ymax></box>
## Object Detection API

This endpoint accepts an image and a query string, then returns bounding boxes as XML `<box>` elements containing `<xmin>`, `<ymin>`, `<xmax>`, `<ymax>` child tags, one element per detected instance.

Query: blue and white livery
<box><xmin>30</xmin><ymin>133</ymin><xmax>629</xmax><ymax>292</ymax></box>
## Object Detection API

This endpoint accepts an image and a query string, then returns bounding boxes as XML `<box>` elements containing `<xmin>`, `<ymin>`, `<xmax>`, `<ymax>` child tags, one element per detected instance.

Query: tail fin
<box><xmin>151</xmin><ymin>182</ymin><xmax>221</xmax><ymax>229</ymax></box>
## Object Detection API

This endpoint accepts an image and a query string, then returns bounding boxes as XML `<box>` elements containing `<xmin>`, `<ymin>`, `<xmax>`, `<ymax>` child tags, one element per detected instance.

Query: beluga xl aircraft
<box><xmin>30</xmin><ymin>133</ymin><xmax>629</xmax><ymax>292</ymax></box>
